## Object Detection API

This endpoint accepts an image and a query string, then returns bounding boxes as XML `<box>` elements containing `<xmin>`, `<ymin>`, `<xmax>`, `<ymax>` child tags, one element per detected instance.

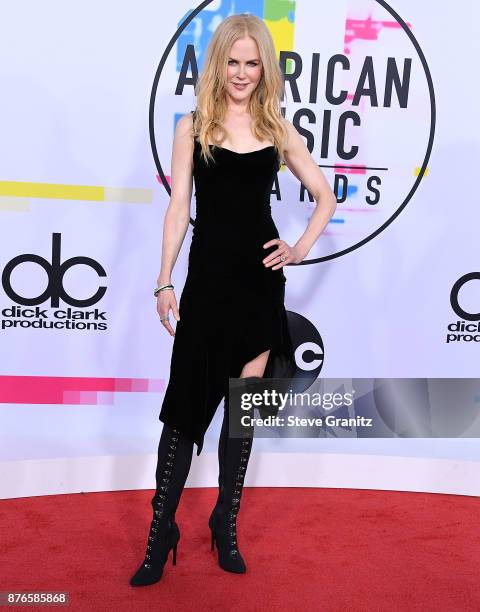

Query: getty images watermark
<box><xmin>227</xmin><ymin>377</ymin><xmax>480</xmax><ymax>439</ymax></box>
<box><xmin>238</xmin><ymin>384</ymin><xmax>362</xmax><ymax>427</ymax></box>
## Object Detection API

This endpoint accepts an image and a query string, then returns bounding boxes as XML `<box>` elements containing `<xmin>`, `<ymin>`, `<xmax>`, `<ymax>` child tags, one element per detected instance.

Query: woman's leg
<box><xmin>210</xmin><ymin>350</ymin><xmax>270</xmax><ymax>573</ymax></box>
<box><xmin>152</xmin><ymin>424</ymin><xmax>194</xmax><ymax>521</ymax></box>
<box><xmin>211</xmin><ymin>350</ymin><xmax>270</xmax><ymax>520</ymax></box>
<box><xmin>130</xmin><ymin>423</ymin><xmax>194</xmax><ymax>586</ymax></box>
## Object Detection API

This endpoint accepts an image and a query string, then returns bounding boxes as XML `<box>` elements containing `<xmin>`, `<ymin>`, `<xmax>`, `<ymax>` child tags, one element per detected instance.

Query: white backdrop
<box><xmin>1</xmin><ymin>0</ymin><xmax>479</xmax><ymax>498</ymax></box>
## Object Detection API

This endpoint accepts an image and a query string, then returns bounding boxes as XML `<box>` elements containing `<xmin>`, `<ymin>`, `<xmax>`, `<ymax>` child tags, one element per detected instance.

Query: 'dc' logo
<box><xmin>450</xmin><ymin>272</ymin><xmax>480</xmax><ymax>321</ymax></box>
<box><xmin>2</xmin><ymin>233</ymin><xmax>107</xmax><ymax>308</ymax></box>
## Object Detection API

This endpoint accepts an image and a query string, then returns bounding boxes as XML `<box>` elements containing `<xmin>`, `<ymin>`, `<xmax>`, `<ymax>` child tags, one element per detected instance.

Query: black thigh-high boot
<box><xmin>130</xmin><ymin>424</ymin><xmax>194</xmax><ymax>586</ymax></box>
<box><xmin>208</xmin><ymin>395</ymin><xmax>228</xmax><ymax>528</ymax></box>
<box><xmin>209</xmin><ymin>380</ymin><xmax>254</xmax><ymax>573</ymax></box>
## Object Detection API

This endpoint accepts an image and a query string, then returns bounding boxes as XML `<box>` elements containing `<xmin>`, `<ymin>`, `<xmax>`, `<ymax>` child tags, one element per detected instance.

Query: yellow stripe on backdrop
<box><xmin>0</xmin><ymin>181</ymin><xmax>153</xmax><ymax>204</ymax></box>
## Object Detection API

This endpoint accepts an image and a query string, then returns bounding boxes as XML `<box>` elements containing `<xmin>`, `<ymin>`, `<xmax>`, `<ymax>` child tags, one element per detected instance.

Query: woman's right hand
<box><xmin>157</xmin><ymin>289</ymin><xmax>180</xmax><ymax>337</ymax></box>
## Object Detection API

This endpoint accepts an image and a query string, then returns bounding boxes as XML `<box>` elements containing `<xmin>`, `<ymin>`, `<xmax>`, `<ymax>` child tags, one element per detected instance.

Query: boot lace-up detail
<box><xmin>143</xmin><ymin>429</ymin><xmax>180</xmax><ymax>569</ymax></box>
<box><xmin>130</xmin><ymin>425</ymin><xmax>194</xmax><ymax>587</ymax></box>
<box><xmin>210</xmin><ymin>432</ymin><xmax>252</xmax><ymax>573</ymax></box>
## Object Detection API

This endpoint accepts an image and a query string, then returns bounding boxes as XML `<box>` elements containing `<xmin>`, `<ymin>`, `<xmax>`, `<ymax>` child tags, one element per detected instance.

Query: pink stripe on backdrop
<box><xmin>0</xmin><ymin>376</ymin><xmax>166</xmax><ymax>404</ymax></box>
<box><xmin>334</xmin><ymin>165</ymin><xmax>367</xmax><ymax>175</ymax></box>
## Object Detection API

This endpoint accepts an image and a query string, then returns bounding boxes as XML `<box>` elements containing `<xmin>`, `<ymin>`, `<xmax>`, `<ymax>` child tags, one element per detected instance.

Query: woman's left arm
<box><xmin>263</xmin><ymin>118</ymin><xmax>337</xmax><ymax>269</ymax></box>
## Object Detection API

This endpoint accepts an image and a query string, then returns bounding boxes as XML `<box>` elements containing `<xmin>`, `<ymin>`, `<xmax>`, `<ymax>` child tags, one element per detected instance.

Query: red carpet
<box><xmin>1</xmin><ymin>488</ymin><xmax>479</xmax><ymax>611</ymax></box>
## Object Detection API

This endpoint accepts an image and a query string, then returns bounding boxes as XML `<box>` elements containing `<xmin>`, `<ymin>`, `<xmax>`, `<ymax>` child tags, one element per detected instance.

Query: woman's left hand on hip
<box><xmin>262</xmin><ymin>238</ymin><xmax>303</xmax><ymax>269</ymax></box>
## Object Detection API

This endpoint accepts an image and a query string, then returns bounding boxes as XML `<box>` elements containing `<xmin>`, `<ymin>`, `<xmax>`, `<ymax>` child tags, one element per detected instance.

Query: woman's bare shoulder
<box><xmin>175</xmin><ymin>111</ymin><xmax>194</xmax><ymax>137</ymax></box>
<box><xmin>280</xmin><ymin>115</ymin><xmax>295</xmax><ymax>134</ymax></box>
<box><xmin>172</xmin><ymin>112</ymin><xmax>195</xmax><ymax>156</ymax></box>
<box><xmin>279</xmin><ymin>116</ymin><xmax>300</xmax><ymax>151</ymax></box>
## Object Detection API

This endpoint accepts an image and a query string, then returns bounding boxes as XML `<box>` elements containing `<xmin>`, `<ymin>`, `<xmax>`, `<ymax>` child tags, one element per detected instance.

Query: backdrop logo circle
<box><xmin>151</xmin><ymin>1</ymin><xmax>435</xmax><ymax>264</ymax></box>
<box><xmin>286</xmin><ymin>310</ymin><xmax>324</xmax><ymax>390</ymax></box>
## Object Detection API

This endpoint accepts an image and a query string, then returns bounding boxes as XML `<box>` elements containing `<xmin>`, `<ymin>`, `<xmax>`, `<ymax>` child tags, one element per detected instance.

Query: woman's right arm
<box><xmin>156</xmin><ymin>112</ymin><xmax>194</xmax><ymax>336</ymax></box>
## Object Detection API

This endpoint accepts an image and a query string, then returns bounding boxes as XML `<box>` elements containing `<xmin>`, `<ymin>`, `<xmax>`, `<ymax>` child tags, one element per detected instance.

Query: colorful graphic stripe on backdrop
<box><xmin>0</xmin><ymin>376</ymin><xmax>165</xmax><ymax>404</ymax></box>
<box><xmin>0</xmin><ymin>181</ymin><xmax>153</xmax><ymax>206</ymax></box>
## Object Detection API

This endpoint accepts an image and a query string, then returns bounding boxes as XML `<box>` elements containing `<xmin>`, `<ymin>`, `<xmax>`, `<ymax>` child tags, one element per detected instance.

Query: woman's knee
<box><xmin>239</xmin><ymin>349</ymin><xmax>270</xmax><ymax>378</ymax></box>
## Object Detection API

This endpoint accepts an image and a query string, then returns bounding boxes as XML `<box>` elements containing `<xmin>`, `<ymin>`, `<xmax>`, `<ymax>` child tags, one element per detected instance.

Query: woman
<box><xmin>130</xmin><ymin>13</ymin><xmax>336</xmax><ymax>586</ymax></box>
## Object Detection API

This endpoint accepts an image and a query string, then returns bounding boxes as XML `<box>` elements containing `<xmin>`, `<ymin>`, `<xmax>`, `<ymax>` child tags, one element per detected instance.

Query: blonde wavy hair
<box><xmin>192</xmin><ymin>13</ymin><xmax>287</xmax><ymax>164</ymax></box>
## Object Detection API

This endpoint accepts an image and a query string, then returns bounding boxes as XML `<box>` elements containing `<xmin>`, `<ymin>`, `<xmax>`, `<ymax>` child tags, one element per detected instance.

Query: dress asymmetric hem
<box><xmin>159</xmin><ymin>111</ymin><xmax>296</xmax><ymax>455</ymax></box>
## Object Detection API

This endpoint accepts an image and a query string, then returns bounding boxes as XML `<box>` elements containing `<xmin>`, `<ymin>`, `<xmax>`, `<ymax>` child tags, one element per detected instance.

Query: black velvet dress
<box><xmin>159</xmin><ymin>113</ymin><xmax>296</xmax><ymax>455</ymax></box>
